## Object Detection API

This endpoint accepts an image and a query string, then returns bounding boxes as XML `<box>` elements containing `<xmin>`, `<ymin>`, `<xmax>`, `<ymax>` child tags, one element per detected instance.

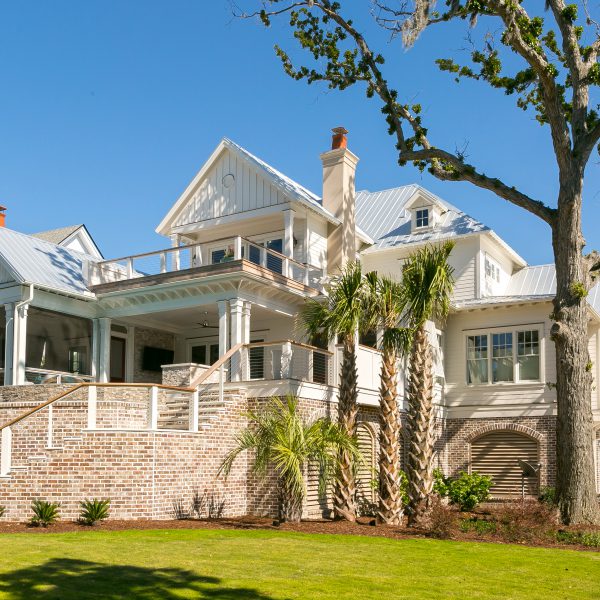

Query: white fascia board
<box><xmin>156</xmin><ymin>139</ymin><xmax>229</xmax><ymax>236</ymax></box>
<box><xmin>451</xmin><ymin>295</ymin><xmax>554</xmax><ymax>311</ymax></box>
<box><xmin>484</xmin><ymin>230</ymin><xmax>528</xmax><ymax>269</ymax></box>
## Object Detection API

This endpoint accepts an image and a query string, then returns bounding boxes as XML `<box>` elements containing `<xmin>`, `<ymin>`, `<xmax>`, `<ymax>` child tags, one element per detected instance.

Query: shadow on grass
<box><xmin>0</xmin><ymin>558</ymin><xmax>282</xmax><ymax>599</ymax></box>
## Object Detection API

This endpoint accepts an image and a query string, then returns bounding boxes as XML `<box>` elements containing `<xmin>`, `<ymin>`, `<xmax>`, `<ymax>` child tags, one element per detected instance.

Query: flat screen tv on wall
<box><xmin>142</xmin><ymin>346</ymin><xmax>174</xmax><ymax>372</ymax></box>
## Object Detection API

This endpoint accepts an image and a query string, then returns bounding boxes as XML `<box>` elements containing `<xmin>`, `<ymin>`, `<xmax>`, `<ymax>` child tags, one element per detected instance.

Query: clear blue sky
<box><xmin>1</xmin><ymin>1</ymin><xmax>598</xmax><ymax>265</ymax></box>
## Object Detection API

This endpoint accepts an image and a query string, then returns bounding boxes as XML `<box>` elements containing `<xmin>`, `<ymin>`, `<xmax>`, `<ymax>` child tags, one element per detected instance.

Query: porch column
<box><xmin>283</xmin><ymin>209</ymin><xmax>295</xmax><ymax>278</ymax></box>
<box><xmin>229</xmin><ymin>299</ymin><xmax>244</xmax><ymax>382</ymax></box>
<box><xmin>90</xmin><ymin>318</ymin><xmax>100</xmax><ymax>381</ymax></box>
<box><xmin>13</xmin><ymin>304</ymin><xmax>29</xmax><ymax>386</ymax></box>
<box><xmin>217</xmin><ymin>301</ymin><xmax>229</xmax><ymax>358</ymax></box>
<box><xmin>242</xmin><ymin>301</ymin><xmax>252</xmax><ymax>380</ymax></box>
<box><xmin>97</xmin><ymin>317</ymin><xmax>112</xmax><ymax>383</ymax></box>
<box><xmin>170</xmin><ymin>234</ymin><xmax>181</xmax><ymax>271</ymax></box>
<box><xmin>3</xmin><ymin>303</ymin><xmax>15</xmax><ymax>385</ymax></box>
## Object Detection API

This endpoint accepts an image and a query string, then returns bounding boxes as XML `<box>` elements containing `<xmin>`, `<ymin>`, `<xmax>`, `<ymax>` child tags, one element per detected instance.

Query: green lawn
<box><xmin>0</xmin><ymin>529</ymin><xmax>598</xmax><ymax>599</ymax></box>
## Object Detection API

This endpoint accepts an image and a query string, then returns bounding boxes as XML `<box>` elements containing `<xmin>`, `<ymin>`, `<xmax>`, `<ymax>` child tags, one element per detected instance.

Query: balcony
<box><xmin>87</xmin><ymin>236</ymin><xmax>325</xmax><ymax>293</ymax></box>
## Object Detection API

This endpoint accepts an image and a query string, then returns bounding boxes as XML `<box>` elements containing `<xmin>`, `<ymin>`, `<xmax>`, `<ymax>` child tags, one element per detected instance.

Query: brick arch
<box><xmin>466</xmin><ymin>423</ymin><xmax>544</xmax><ymax>444</ymax></box>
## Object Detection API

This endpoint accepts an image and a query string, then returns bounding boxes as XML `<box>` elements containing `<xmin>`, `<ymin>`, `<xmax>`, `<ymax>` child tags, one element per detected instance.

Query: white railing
<box><xmin>25</xmin><ymin>368</ymin><xmax>95</xmax><ymax>385</ymax></box>
<box><xmin>87</xmin><ymin>236</ymin><xmax>325</xmax><ymax>290</ymax></box>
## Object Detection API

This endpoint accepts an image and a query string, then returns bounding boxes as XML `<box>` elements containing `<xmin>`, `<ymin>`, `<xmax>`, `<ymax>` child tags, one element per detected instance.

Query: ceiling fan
<box><xmin>196</xmin><ymin>311</ymin><xmax>219</xmax><ymax>329</ymax></box>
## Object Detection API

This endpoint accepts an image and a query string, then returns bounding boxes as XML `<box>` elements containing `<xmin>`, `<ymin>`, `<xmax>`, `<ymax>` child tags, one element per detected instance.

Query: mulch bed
<box><xmin>0</xmin><ymin>515</ymin><xmax>598</xmax><ymax>552</ymax></box>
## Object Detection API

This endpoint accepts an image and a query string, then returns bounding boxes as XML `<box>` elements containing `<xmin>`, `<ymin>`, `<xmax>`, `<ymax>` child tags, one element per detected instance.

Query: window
<box><xmin>190</xmin><ymin>342</ymin><xmax>220</xmax><ymax>366</ymax></box>
<box><xmin>467</xmin><ymin>335</ymin><xmax>488</xmax><ymax>384</ymax></box>
<box><xmin>518</xmin><ymin>330</ymin><xmax>540</xmax><ymax>381</ymax></box>
<box><xmin>191</xmin><ymin>345</ymin><xmax>207</xmax><ymax>365</ymax></box>
<box><xmin>466</xmin><ymin>328</ymin><xmax>541</xmax><ymax>385</ymax></box>
<box><xmin>492</xmin><ymin>333</ymin><xmax>513</xmax><ymax>382</ymax></box>
<box><xmin>415</xmin><ymin>208</ymin><xmax>429</xmax><ymax>228</ymax></box>
<box><xmin>485</xmin><ymin>256</ymin><xmax>501</xmax><ymax>282</ymax></box>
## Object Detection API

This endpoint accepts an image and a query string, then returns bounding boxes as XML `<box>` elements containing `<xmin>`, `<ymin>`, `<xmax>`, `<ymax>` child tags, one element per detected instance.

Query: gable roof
<box><xmin>355</xmin><ymin>185</ymin><xmax>489</xmax><ymax>251</ymax></box>
<box><xmin>31</xmin><ymin>224</ymin><xmax>83</xmax><ymax>245</ymax></box>
<box><xmin>0</xmin><ymin>227</ymin><xmax>96</xmax><ymax>298</ymax></box>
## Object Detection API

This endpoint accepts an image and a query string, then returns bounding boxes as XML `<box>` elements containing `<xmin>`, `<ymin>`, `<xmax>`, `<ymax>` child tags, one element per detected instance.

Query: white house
<box><xmin>0</xmin><ymin>129</ymin><xmax>598</xmax><ymax>520</ymax></box>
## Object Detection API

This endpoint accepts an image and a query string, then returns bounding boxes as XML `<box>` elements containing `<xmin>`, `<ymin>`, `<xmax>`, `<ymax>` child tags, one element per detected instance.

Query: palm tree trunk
<box><xmin>377</xmin><ymin>347</ymin><xmax>404</xmax><ymax>525</ymax></box>
<box><xmin>279</xmin><ymin>479</ymin><xmax>303</xmax><ymax>523</ymax></box>
<box><xmin>406</xmin><ymin>323</ymin><xmax>435</xmax><ymax>526</ymax></box>
<box><xmin>334</xmin><ymin>340</ymin><xmax>358</xmax><ymax>521</ymax></box>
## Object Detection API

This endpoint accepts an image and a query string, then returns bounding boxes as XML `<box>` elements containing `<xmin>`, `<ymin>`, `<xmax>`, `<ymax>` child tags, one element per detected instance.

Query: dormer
<box><xmin>404</xmin><ymin>190</ymin><xmax>444</xmax><ymax>234</ymax></box>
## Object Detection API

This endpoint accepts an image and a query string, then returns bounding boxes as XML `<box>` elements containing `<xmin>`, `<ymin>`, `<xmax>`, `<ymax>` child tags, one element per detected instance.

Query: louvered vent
<box><xmin>471</xmin><ymin>431</ymin><xmax>539</xmax><ymax>497</ymax></box>
<box><xmin>356</xmin><ymin>424</ymin><xmax>377</xmax><ymax>504</ymax></box>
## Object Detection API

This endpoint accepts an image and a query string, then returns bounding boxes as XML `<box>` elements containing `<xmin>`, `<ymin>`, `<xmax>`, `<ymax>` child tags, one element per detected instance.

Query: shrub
<box><xmin>447</xmin><ymin>471</ymin><xmax>492</xmax><ymax>511</ymax></box>
<box><xmin>30</xmin><ymin>499</ymin><xmax>60</xmax><ymax>527</ymax></box>
<box><xmin>426</xmin><ymin>496</ymin><xmax>457</xmax><ymax>539</ymax></box>
<box><xmin>494</xmin><ymin>500</ymin><xmax>557</xmax><ymax>543</ymax></box>
<box><xmin>433</xmin><ymin>468</ymin><xmax>450</xmax><ymax>498</ymax></box>
<box><xmin>459</xmin><ymin>517</ymin><xmax>497</xmax><ymax>535</ymax></box>
<box><xmin>556</xmin><ymin>530</ymin><xmax>600</xmax><ymax>548</ymax></box>
<box><xmin>79</xmin><ymin>499</ymin><xmax>110</xmax><ymax>526</ymax></box>
<box><xmin>0</xmin><ymin>505</ymin><xmax>5</xmax><ymax>519</ymax></box>
<box><xmin>191</xmin><ymin>490</ymin><xmax>207</xmax><ymax>518</ymax></box>
<box><xmin>207</xmin><ymin>493</ymin><xmax>226</xmax><ymax>519</ymax></box>
<box><xmin>538</xmin><ymin>486</ymin><xmax>556</xmax><ymax>506</ymax></box>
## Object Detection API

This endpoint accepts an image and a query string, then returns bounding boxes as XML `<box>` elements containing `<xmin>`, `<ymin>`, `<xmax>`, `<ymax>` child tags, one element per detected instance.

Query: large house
<box><xmin>0</xmin><ymin>129</ymin><xmax>598</xmax><ymax>520</ymax></box>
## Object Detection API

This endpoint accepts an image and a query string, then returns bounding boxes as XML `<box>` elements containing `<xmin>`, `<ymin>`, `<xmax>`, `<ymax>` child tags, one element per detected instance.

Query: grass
<box><xmin>0</xmin><ymin>529</ymin><xmax>598</xmax><ymax>599</ymax></box>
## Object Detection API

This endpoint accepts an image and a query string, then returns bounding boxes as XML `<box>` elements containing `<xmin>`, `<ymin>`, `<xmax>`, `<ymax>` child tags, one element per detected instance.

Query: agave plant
<box><xmin>79</xmin><ymin>498</ymin><xmax>111</xmax><ymax>526</ymax></box>
<box><xmin>219</xmin><ymin>395</ymin><xmax>360</xmax><ymax>523</ymax></box>
<box><xmin>30</xmin><ymin>499</ymin><xmax>61</xmax><ymax>527</ymax></box>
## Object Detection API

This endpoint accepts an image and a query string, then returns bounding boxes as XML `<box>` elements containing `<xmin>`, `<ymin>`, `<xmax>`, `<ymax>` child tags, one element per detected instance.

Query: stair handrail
<box><xmin>191</xmin><ymin>342</ymin><xmax>245</xmax><ymax>389</ymax></box>
<box><xmin>0</xmin><ymin>382</ymin><xmax>196</xmax><ymax>432</ymax></box>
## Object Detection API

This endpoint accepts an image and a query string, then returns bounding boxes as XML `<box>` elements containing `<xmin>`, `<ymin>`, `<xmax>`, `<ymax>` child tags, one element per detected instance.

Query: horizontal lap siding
<box><xmin>471</xmin><ymin>431</ymin><xmax>539</xmax><ymax>496</ymax></box>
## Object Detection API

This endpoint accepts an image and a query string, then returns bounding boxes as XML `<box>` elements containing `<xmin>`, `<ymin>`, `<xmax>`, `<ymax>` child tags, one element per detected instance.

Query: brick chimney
<box><xmin>0</xmin><ymin>206</ymin><xmax>6</xmax><ymax>228</ymax></box>
<box><xmin>320</xmin><ymin>127</ymin><xmax>358</xmax><ymax>273</ymax></box>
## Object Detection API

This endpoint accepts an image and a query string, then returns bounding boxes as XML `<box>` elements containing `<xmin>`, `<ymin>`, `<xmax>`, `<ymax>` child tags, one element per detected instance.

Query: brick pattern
<box><xmin>133</xmin><ymin>327</ymin><xmax>175</xmax><ymax>384</ymax></box>
<box><xmin>0</xmin><ymin>382</ymin><xmax>565</xmax><ymax>521</ymax></box>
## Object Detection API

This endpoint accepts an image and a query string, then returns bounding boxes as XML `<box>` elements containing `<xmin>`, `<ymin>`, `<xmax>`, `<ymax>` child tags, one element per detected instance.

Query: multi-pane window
<box><xmin>517</xmin><ymin>330</ymin><xmax>540</xmax><ymax>381</ymax></box>
<box><xmin>415</xmin><ymin>208</ymin><xmax>429</xmax><ymax>228</ymax></box>
<box><xmin>492</xmin><ymin>333</ymin><xmax>513</xmax><ymax>382</ymax></box>
<box><xmin>467</xmin><ymin>335</ymin><xmax>488</xmax><ymax>384</ymax></box>
<box><xmin>485</xmin><ymin>257</ymin><xmax>500</xmax><ymax>282</ymax></box>
<box><xmin>467</xmin><ymin>329</ymin><xmax>541</xmax><ymax>384</ymax></box>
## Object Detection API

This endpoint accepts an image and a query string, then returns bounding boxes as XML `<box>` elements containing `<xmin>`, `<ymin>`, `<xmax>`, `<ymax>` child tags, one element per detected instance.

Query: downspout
<box><xmin>12</xmin><ymin>284</ymin><xmax>34</xmax><ymax>383</ymax></box>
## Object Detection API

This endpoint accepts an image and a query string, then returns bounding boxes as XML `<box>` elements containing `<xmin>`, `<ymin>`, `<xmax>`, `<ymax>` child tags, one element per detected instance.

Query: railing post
<box><xmin>281</xmin><ymin>341</ymin><xmax>292</xmax><ymax>379</ymax></box>
<box><xmin>87</xmin><ymin>385</ymin><xmax>97</xmax><ymax>429</ymax></box>
<box><xmin>189</xmin><ymin>390</ymin><xmax>199</xmax><ymax>432</ymax></box>
<box><xmin>160</xmin><ymin>251</ymin><xmax>167</xmax><ymax>274</ymax></box>
<box><xmin>148</xmin><ymin>386</ymin><xmax>158</xmax><ymax>430</ymax></box>
<box><xmin>304</xmin><ymin>264</ymin><xmax>310</xmax><ymax>286</ymax></box>
<box><xmin>307</xmin><ymin>349</ymin><xmax>314</xmax><ymax>383</ymax></box>
<box><xmin>126</xmin><ymin>257</ymin><xmax>134</xmax><ymax>279</ymax></box>
<box><xmin>47</xmin><ymin>404</ymin><xmax>54</xmax><ymax>448</ymax></box>
<box><xmin>219</xmin><ymin>364</ymin><xmax>225</xmax><ymax>405</ymax></box>
<box><xmin>233</xmin><ymin>237</ymin><xmax>242</xmax><ymax>260</ymax></box>
<box><xmin>0</xmin><ymin>426</ymin><xmax>12</xmax><ymax>477</ymax></box>
<box><xmin>283</xmin><ymin>257</ymin><xmax>290</xmax><ymax>279</ymax></box>
<box><xmin>260</xmin><ymin>246</ymin><xmax>267</xmax><ymax>268</ymax></box>
<box><xmin>172</xmin><ymin>248</ymin><xmax>181</xmax><ymax>271</ymax></box>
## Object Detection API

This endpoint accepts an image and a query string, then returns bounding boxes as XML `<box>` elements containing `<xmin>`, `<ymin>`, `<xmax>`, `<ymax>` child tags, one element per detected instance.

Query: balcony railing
<box><xmin>87</xmin><ymin>236</ymin><xmax>325</xmax><ymax>290</ymax></box>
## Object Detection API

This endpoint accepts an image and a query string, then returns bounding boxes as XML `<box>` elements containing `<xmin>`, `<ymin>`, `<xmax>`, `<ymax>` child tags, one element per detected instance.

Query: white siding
<box><xmin>479</xmin><ymin>235</ymin><xmax>515</xmax><ymax>297</ymax></box>
<box><xmin>307</xmin><ymin>214</ymin><xmax>328</xmax><ymax>270</ymax></box>
<box><xmin>444</xmin><ymin>302</ymin><xmax>557</xmax><ymax>418</ymax></box>
<box><xmin>173</xmin><ymin>148</ymin><xmax>286</xmax><ymax>227</ymax></box>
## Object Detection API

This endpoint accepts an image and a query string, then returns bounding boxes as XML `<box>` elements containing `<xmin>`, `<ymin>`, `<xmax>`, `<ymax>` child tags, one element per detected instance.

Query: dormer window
<box><xmin>415</xmin><ymin>208</ymin><xmax>430</xmax><ymax>229</ymax></box>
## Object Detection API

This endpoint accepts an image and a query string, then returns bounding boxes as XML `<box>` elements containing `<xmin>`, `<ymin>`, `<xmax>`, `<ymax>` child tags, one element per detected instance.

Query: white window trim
<box><xmin>411</xmin><ymin>206</ymin><xmax>434</xmax><ymax>231</ymax></box>
<box><xmin>464</xmin><ymin>324</ymin><xmax>545</xmax><ymax>387</ymax></box>
<box><xmin>186</xmin><ymin>338</ymin><xmax>219</xmax><ymax>365</ymax></box>
<box><xmin>484</xmin><ymin>253</ymin><xmax>501</xmax><ymax>283</ymax></box>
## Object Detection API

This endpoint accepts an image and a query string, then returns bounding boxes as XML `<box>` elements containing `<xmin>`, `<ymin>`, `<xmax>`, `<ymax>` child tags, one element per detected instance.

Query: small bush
<box><xmin>426</xmin><ymin>496</ymin><xmax>457</xmax><ymax>539</ymax></box>
<box><xmin>0</xmin><ymin>505</ymin><xmax>5</xmax><ymax>519</ymax></box>
<box><xmin>538</xmin><ymin>486</ymin><xmax>556</xmax><ymax>506</ymax></box>
<box><xmin>79</xmin><ymin>499</ymin><xmax>110</xmax><ymax>526</ymax></box>
<box><xmin>191</xmin><ymin>490</ymin><xmax>207</xmax><ymax>518</ymax></box>
<box><xmin>207</xmin><ymin>493</ymin><xmax>226</xmax><ymax>519</ymax></box>
<box><xmin>447</xmin><ymin>472</ymin><xmax>492</xmax><ymax>511</ymax></box>
<box><xmin>460</xmin><ymin>517</ymin><xmax>497</xmax><ymax>535</ymax></box>
<box><xmin>433</xmin><ymin>468</ymin><xmax>450</xmax><ymax>498</ymax></box>
<box><xmin>30</xmin><ymin>499</ymin><xmax>60</xmax><ymax>527</ymax></box>
<box><xmin>556</xmin><ymin>530</ymin><xmax>600</xmax><ymax>548</ymax></box>
<box><xmin>494</xmin><ymin>500</ymin><xmax>557</xmax><ymax>543</ymax></box>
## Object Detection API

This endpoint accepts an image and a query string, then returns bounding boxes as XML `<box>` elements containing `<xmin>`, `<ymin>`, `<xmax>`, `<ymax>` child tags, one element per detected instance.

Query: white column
<box><xmin>189</xmin><ymin>390</ymin><xmax>199</xmax><ymax>432</ymax></box>
<box><xmin>90</xmin><ymin>318</ymin><xmax>99</xmax><ymax>381</ymax></box>
<box><xmin>242</xmin><ymin>301</ymin><xmax>252</xmax><ymax>380</ymax></box>
<box><xmin>98</xmin><ymin>317</ymin><xmax>112</xmax><ymax>383</ymax></box>
<box><xmin>283</xmin><ymin>209</ymin><xmax>295</xmax><ymax>278</ymax></box>
<box><xmin>171</xmin><ymin>234</ymin><xmax>181</xmax><ymax>271</ymax></box>
<box><xmin>217</xmin><ymin>301</ymin><xmax>229</xmax><ymax>358</ymax></box>
<box><xmin>3</xmin><ymin>303</ymin><xmax>15</xmax><ymax>385</ymax></box>
<box><xmin>14</xmin><ymin>304</ymin><xmax>29</xmax><ymax>385</ymax></box>
<box><xmin>281</xmin><ymin>341</ymin><xmax>293</xmax><ymax>379</ymax></box>
<box><xmin>229</xmin><ymin>299</ymin><xmax>244</xmax><ymax>381</ymax></box>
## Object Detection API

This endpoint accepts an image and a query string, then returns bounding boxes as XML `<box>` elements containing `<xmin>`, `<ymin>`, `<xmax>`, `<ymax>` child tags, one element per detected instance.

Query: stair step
<box><xmin>10</xmin><ymin>466</ymin><xmax>28</xmax><ymax>472</ymax></box>
<box><xmin>28</xmin><ymin>455</ymin><xmax>49</xmax><ymax>462</ymax></box>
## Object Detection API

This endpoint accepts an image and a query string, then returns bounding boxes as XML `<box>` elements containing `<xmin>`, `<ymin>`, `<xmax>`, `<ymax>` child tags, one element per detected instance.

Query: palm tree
<box><xmin>365</xmin><ymin>272</ymin><xmax>412</xmax><ymax>525</ymax></box>
<box><xmin>400</xmin><ymin>242</ymin><xmax>455</xmax><ymax>526</ymax></box>
<box><xmin>299</xmin><ymin>261</ymin><xmax>367</xmax><ymax>521</ymax></box>
<box><xmin>219</xmin><ymin>396</ymin><xmax>359</xmax><ymax>523</ymax></box>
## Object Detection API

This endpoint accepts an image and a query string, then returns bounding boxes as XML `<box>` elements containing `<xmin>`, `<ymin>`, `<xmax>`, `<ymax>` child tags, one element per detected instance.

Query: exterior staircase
<box><xmin>158</xmin><ymin>390</ymin><xmax>227</xmax><ymax>430</ymax></box>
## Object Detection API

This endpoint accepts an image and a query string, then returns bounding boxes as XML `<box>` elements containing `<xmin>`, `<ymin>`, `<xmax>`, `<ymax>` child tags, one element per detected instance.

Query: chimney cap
<box><xmin>331</xmin><ymin>126</ymin><xmax>349</xmax><ymax>150</ymax></box>
<box><xmin>0</xmin><ymin>205</ymin><xmax>6</xmax><ymax>212</ymax></box>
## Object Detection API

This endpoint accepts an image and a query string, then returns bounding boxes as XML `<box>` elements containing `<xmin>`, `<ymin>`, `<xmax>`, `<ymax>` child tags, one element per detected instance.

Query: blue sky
<box><xmin>1</xmin><ymin>1</ymin><xmax>598</xmax><ymax>265</ymax></box>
